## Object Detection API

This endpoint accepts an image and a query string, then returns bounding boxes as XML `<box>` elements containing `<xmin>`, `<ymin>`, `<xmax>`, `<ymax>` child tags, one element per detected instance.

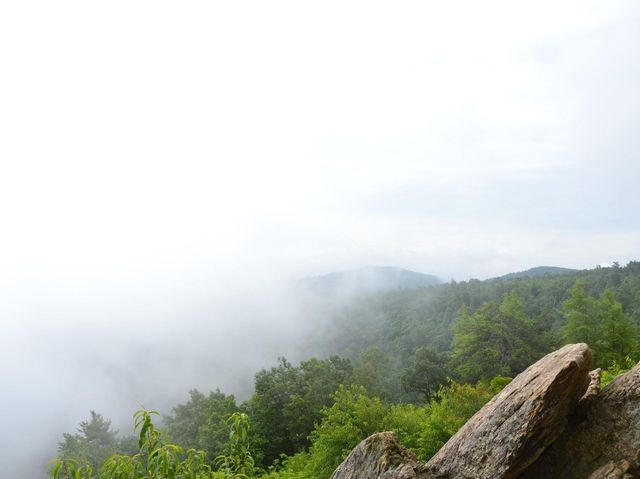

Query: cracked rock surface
<box><xmin>329</xmin><ymin>345</ymin><xmax>640</xmax><ymax>479</ymax></box>
<box><xmin>522</xmin><ymin>361</ymin><xmax>640</xmax><ymax>479</ymax></box>
<box><xmin>330</xmin><ymin>432</ymin><xmax>432</xmax><ymax>479</ymax></box>
<box><xmin>424</xmin><ymin>343</ymin><xmax>592</xmax><ymax>479</ymax></box>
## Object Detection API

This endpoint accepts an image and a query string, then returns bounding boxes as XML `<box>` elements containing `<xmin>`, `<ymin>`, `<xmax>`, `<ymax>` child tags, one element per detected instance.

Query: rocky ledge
<box><xmin>331</xmin><ymin>344</ymin><xmax>640</xmax><ymax>479</ymax></box>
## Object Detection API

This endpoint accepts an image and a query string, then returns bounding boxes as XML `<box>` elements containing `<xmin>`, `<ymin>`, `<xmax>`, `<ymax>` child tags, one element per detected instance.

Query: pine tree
<box><xmin>57</xmin><ymin>411</ymin><xmax>119</xmax><ymax>471</ymax></box>
<box><xmin>562</xmin><ymin>281</ymin><xmax>599</xmax><ymax>347</ymax></box>
<box><xmin>597</xmin><ymin>289</ymin><xmax>639</xmax><ymax>367</ymax></box>
<box><xmin>452</xmin><ymin>292</ymin><xmax>543</xmax><ymax>382</ymax></box>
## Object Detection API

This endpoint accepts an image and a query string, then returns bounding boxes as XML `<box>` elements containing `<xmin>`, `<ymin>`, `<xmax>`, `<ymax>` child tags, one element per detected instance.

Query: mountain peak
<box><xmin>495</xmin><ymin>266</ymin><xmax>579</xmax><ymax>280</ymax></box>
<box><xmin>300</xmin><ymin>266</ymin><xmax>441</xmax><ymax>296</ymax></box>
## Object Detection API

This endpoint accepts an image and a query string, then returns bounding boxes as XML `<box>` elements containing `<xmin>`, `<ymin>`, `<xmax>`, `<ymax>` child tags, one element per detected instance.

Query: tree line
<box><xmin>52</xmin><ymin>262</ymin><xmax>640</xmax><ymax>478</ymax></box>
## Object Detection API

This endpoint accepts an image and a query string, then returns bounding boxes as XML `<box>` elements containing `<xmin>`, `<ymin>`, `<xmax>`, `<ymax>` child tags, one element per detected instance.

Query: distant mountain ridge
<box><xmin>300</xmin><ymin>266</ymin><xmax>441</xmax><ymax>295</ymax></box>
<box><xmin>494</xmin><ymin>266</ymin><xmax>579</xmax><ymax>280</ymax></box>
<box><xmin>300</xmin><ymin>265</ymin><xmax>580</xmax><ymax>295</ymax></box>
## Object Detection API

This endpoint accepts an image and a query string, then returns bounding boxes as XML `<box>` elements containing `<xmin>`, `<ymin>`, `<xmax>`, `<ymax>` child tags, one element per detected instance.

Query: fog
<box><xmin>2</xmin><ymin>1</ymin><xmax>640</xmax><ymax>477</ymax></box>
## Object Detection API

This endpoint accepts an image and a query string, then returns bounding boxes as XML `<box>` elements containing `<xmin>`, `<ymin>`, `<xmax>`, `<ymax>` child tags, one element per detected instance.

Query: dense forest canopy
<box><xmin>52</xmin><ymin>261</ymin><xmax>640</xmax><ymax>478</ymax></box>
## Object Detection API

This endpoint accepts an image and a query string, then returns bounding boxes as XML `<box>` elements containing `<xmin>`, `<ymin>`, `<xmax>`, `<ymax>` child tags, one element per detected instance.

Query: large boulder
<box><xmin>522</xmin><ymin>362</ymin><xmax>640</xmax><ymax>479</ymax></box>
<box><xmin>425</xmin><ymin>343</ymin><xmax>593</xmax><ymax>479</ymax></box>
<box><xmin>330</xmin><ymin>432</ymin><xmax>432</xmax><ymax>479</ymax></box>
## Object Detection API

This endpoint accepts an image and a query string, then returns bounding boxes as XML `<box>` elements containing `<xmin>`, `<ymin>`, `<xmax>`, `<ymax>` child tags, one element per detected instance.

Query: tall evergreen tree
<box><xmin>452</xmin><ymin>292</ymin><xmax>543</xmax><ymax>382</ymax></box>
<box><xmin>453</xmin><ymin>303</ymin><xmax>505</xmax><ymax>382</ymax></box>
<box><xmin>57</xmin><ymin>411</ymin><xmax>119</xmax><ymax>471</ymax></box>
<box><xmin>596</xmin><ymin>289</ymin><xmax>639</xmax><ymax>367</ymax></box>
<box><xmin>562</xmin><ymin>281</ymin><xmax>600</xmax><ymax>347</ymax></box>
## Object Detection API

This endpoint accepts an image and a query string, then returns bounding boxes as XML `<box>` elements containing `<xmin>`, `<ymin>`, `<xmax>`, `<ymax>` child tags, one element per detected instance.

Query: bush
<box><xmin>418</xmin><ymin>381</ymin><xmax>499</xmax><ymax>460</ymax></box>
<box><xmin>297</xmin><ymin>385</ymin><xmax>387</xmax><ymax>479</ymax></box>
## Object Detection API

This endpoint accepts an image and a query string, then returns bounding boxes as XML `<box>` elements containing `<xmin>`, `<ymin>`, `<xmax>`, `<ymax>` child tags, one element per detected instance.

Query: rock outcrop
<box><xmin>330</xmin><ymin>344</ymin><xmax>640</xmax><ymax>479</ymax></box>
<box><xmin>425</xmin><ymin>343</ymin><xmax>592</xmax><ymax>479</ymax></box>
<box><xmin>581</xmin><ymin>368</ymin><xmax>602</xmax><ymax>405</ymax></box>
<box><xmin>521</xmin><ymin>362</ymin><xmax>640</xmax><ymax>479</ymax></box>
<box><xmin>330</xmin><ymin>432</ymin><xmax>431</xmax><ymax>479</ymax></box>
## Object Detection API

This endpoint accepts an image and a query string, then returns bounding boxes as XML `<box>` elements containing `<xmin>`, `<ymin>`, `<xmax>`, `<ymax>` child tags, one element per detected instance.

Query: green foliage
<box><xmin>488</xmin><ymin>376</ymin><xmax>513</xmax><ymax>393</ymax></box>
<box><xmin>597</xmin><ymin>290</ymin><xmax>639</xmax><ymax>367</ymax></box>
<box><xmin>418</xmin><ymin>381</ymin><xmax>502</xmax><ymax>460</ymax></box>
<box><xmin>57</xmin><ymin>411</ymin><xmax>121</xmax><ymax>472</ymax></box>
<box><xmin>452</xmin><ymin>293</ymin><xmax>547</xmax><ymax>382</ymax></box>
<box><xmin>269</xmin><ymin>388</ymin><xmax>427</xmax><ymax>479</ymax></box>
<box><xmin>164</xmin><ymin>389</ymin><xmax>239</xmax><ymax>465</ymax></box>
<box><xmin>215</xmin><ymin>412</ymin><xmax>255</xmax><ymax>478</ymax></box>
<box><xmin>601</xmin><ymin>356</ymin><xmax>637</xmax><ymax>387</ymax></box>
<box><xmin>261</xmin><ymin>453</ymin><xmax>313</xmax><ymax>479</ymax></box>
<box><xmin>302</xmin><ymin>385</ymin><xmax>388</xmax><ymax>479</ymax></box>
<box><xmin>269</xmin><ymin>378</ymin><xmax>508</xmax><ymax>478</ymax></box>
<box><xmin>286</xmin><ymin>356</ymin><xmax>354</xmax><ymax>450</ymax></box>
<box><xmin>401</xmin><ymin>347</ymin><xmax>449</xmax><ymax>400</ymax></box>
<box><xmin>248</xmin><ymin>355</ymin><xmax>353</xmax><ymax>468</ymax></box>
<box><xmin>563</xmin><ymin>284</ymin><xmax>640</xmax><ymax>367</ymax></box>
<box><xmin>353</xmin><ymin>346</ymin><xmax>392</xmax><ymax>399</ymax></box>
<box><xmin>318</xmin><ymin>262</ymin><xmax>640</xmax><ymax>388</ymax></box>
<box><xmin>381</xmin><ymin>403</ymin><xmax>431</xmax><ymax>452</ymax></box>
<box><xmin>50</xmin><ymin>262</ymin><xmax>640</xmax><ymax>479</ymax></box>
<box><xmin>249</xmin><ymin>358</ymin><xmax>304</xmax><ymax>467</ymax></box>
<box><xmin>562</xmin><ymin>282</ymin><xmax>601</xmax><ymax>348</ymax></box>
<box><xmin>51</xmin><ymin>409</ymin><xmax>218</xmax><ymax>479</ymax></box>
<box><xmin>50</xmin><ymin>460</ymin><xmax>94</xmax><ymax>479</ymax></box>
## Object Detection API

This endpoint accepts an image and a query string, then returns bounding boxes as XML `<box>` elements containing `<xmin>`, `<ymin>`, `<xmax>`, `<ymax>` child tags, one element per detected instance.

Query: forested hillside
<box><xmin>493</xmin><ymin>265</ymin><xmax>578</xmax><ymax>280</ymax></box>
<box><xmin>51</xmin><ymin>262</ymin><xmax>640</xmax><ymax>479</ymax></box>
<box><xmin>312</xmin><ymin>261</ymin><xmax>640</xmax><ymax>392</ymax></box>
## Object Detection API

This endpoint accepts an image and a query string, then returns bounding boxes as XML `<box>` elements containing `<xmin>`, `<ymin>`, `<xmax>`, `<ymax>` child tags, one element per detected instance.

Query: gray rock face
<box><xmin>581</xmin><ymin>368</ymin><xmax>602</xmax><ymax>404</ymax></box>
<box><xmin>329</xmin><ymin>345</ymin><xmax>640</xmax><ymax>479</ymax></box>
<box><xmin>522</xmin><ymin>362</ymin><xmax>640</xmax><ymax>479</ymax></box>
<box><xmin>575</xmin><ymin>368</ymin><xmax>602</xmax><ymax>420</ymax></box>
<box><xmin>330</xmin><ymin>432</ymin><xmax>432</xmax><ymax>479</ymax></box>
<box><xmin>425</xmin><ymin>343</ymin><xmax>593</xmax><ymax>479</ymax></box>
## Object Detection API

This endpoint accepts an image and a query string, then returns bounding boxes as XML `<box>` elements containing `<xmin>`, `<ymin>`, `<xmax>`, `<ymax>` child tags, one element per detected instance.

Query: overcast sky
<box><xmin>1</xmin><ymin>1</ymin><xmax>640</xmax><ymax>477</ymax></box>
